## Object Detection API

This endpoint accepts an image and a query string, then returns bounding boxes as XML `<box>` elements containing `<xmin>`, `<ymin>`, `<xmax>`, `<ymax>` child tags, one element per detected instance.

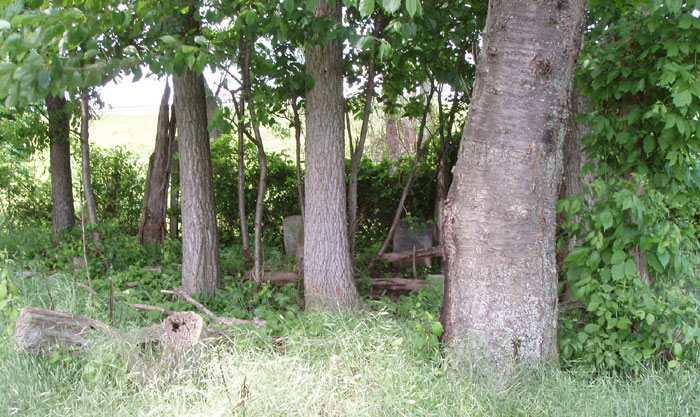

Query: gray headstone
<box><xmin>283</xmin><ymin>215</ymin><xmax>303</xmax><ymax>256</ymax></box>
<box><xmin>392</xmin><ymin>219</ymin><xmax>433</xmax><ymax>269</ymax></box>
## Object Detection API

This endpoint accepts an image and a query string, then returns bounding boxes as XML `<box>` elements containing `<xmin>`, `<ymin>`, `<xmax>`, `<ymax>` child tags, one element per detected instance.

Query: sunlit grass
<box><xmin>1</xmin><ymin>272</ymin><xmax>699</xmax><ymax>417</ymax></box>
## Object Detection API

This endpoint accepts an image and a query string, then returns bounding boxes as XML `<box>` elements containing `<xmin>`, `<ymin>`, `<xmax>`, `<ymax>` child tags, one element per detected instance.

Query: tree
<box><xmin>46</xmin><ymin>94</ymin><xmax>75</xmax><ymax>236</ymax></box>
<box><xmin>303</xmin><ymin>0</ymin><xmax>361</xmax><ymax>311</ymax></box>
<box><xmin>440</xmin><ymin>0</ymin><xmax>588</xmax><ymax>370</ymax></box>
<box><xmin>138</xmin><ymin>81</ymin><xmax>173</xmax><ymax>244</ymax></box>
<box><xmin>174</xmin><ymin>67</ymin><xmax>221</xmax><ymax>297</ymax></box>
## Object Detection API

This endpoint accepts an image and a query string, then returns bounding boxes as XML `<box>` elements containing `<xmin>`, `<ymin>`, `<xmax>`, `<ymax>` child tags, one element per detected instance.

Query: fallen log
<box><xmin>370</xmin><ymin>278</ymin><xmax>428</xmax><ymax>293</ymax></box>
<box><xmin>14</xmin><ymin>307</ymin><xmax>119</xmax><ymax>354</ymax></box>
<box><xmin>14</xmin><ymin>307</ymin><xmax>213</xmax><ymax>356</ymax></box>
<box><xmin>377</xmin><ymin>245</ymin><xmax>444</xmax><ymax>263</ymax></box>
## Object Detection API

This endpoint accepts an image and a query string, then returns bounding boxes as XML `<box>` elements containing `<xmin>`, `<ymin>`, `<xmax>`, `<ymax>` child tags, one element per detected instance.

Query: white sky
<box><xmin>98</xmin><ymin>73</ymin><xmax>167</xmax><ymax>115</ymax></box>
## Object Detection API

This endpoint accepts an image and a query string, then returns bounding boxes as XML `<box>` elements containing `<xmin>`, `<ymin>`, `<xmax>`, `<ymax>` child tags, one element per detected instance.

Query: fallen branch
<box><xmin>370</xmin><ymin>278</ymin><xmax>428</xmax><ymax>293</ymax></box>
<box><xmin>130</xmin><ymin>303</ymin><xmax>175</xmax><ymax>315</ymax></box>
<box><xmin>377</xmin><ymin>246</ymin><xmax>444</xmax><ymax>263</ymax></box>
<box><xmin>161</xmin><ymin>287</ymin><xmax>265</xmax><ymax>328</ymax></box>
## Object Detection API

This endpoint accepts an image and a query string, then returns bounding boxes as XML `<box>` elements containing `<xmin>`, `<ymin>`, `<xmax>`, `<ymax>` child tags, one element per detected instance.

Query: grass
<box><xmin>1</xmin><ymin>268</ymin><xmax>699</xmax><ymax>417</ymax></box>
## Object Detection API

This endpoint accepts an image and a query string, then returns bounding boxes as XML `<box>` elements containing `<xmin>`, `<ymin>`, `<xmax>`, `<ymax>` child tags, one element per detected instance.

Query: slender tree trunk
<box><xmin>173</xmin><ymin>69</ymin><xmax>221</xmax><ymax>296</ymax></box>
<box><xmin>433</xmin><ymin>90</ymin><xmax>460</xmax><ymax>246</ymax></box>
<box><xmin>304</xmin><ymin>0</ymin><xmax>361</xmax><ymax>311</ymax></box>
<box><xmin>440</xmin><ymin>0</ymin><xmax>587</xmax><ymax>371</ymax></box>
<box><xmin>291</xmin><ymin>97</ymin><xmax>304</xmax><ymax>222</ymax></box>
<box><xmin>80</xmin><ymin>92</ymin><xmax>98</xmax><ymax>226</ymax></box>
<box><xmin>241</xmin><ymin>40</ymin><xmax>268</xmax><ymax>282</ymax></box>
<box><xmin>168</xmin><ymin>129</ymin><xmax>179</xmax><ymax>240</ymax></box>
<box><xmin>46</xmin><ymin>95</ymin><xmax>75</xmax><ymax>237</ymax></box>
<box><xmin>236</xmin><ymin>43</ymin><xmax>252</xmax><ymax>268</ymax></box>
<box><xmin>138</xmin><ymin>82</ymin><xmax>172</xmax><ymax>244</ymax></box>
<box><xmin>365</xmin><ymin>89</ymin><xmax>433</xmax><ymax>272</ymax></box>
<box><xmin>347</xmin><ymin>17</ymin><xmax>380</xmax><ymax>256</ymax></box>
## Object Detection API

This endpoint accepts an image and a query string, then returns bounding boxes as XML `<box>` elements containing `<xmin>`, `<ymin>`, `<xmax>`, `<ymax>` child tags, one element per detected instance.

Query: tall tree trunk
<box><xmin>347</xmin><ymin>16</ymin><xmax>380</xmax><ymax>256</ymax></box>
<box><xmin>46</xmin><ymin>94</ymin><xmax>75</xmax><ymax>237</ymax></box>
<box><xmin>80</xmin><ymin>92</ymin><xmax>98</xmax><ymax>226</ymax></box>
<box><xmin>236</xmin><ymin>42</ymin><xmax>252</xmax><ymax>267</ymax></box>
<box><xmin>138</xmin><ymin>82</ymin><xmax>172</xmax><ymax>244</ymax></box>
<box><xmin>173</xmin><ymin>69</ymin><xmax>221</xmax><ymax>297</ymax></box>
<box><xmin>291</xmin><ymin>97</ymin><xmax>304</xmax><ymax>222</ymax></box>
<box><xmin>241</xmin><ymin>40</ymin><xmax>268</xmax><ymax>282</ymax></box>
<box><xmin>440</xmin><ymin>0</ymin><xmax>587</xmax><ymax>371</ymax></box>
<box><xmin>304</xmin><ymin>0</ymin><xmax>361</xmax><ymax>311</ymax></box>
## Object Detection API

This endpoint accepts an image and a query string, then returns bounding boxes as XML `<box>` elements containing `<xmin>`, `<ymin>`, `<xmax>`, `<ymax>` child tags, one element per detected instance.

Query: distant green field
<box><xmin>91</xmin><ymin>112</ymin><xmax>300</xmax><ymax>164</ymax></box>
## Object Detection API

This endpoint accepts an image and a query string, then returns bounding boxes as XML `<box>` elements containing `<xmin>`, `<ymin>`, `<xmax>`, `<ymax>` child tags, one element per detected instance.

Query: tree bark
<box><xmin>138</xmin><ymin>82</ymin><xmax>172</xmax><ymax>244</ymax></box>
<box><xmin>168</xmin><ymin>131</ymin><xmax>179</xmax><ymax>240</ymax></box>
<box><xmin>291</xmin><ymin>97</ymin><xmax>305</xmax><ymax>222</ymax></box>
<box><xmin>440</xmin><ymin>0</ymin><xmax>587</xmax><ymax>371</ymax></box>
<box><xmin>46</xmin><ymin>94</ymin><xmax>75</xmax><ymax>237</ymax></box>
<box><xmin>304</xmin><ymin>0</ymin><xmax>361</xmax><ymax>312</ymax></box>
<box><xmin>80</xmin><ymin>92</ymin><xmax>98</xmax><ymax>226</ymax></box>
<box><xmin>173</xmin><ymin>68</ymin><xmax>221</xmax><ymax>297</ymax></box>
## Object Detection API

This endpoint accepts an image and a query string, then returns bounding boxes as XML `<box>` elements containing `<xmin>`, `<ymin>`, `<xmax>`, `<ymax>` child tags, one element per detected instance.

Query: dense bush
<box><xmin>89</xmin><ymin>146</ymin><xmax>145</xmax><ymax>235</ymax></box>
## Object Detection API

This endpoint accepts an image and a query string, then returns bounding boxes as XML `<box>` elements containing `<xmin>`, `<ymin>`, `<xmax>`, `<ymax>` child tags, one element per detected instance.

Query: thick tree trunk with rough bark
<box><xmin>304</xmin><ymin>0</ymin><xmax>361</xmax><ymax>311</ymax></box>
<box><xmin>138</xmin><ymin>82</ymin><xmax>172</xmax><ymax>244</ymax></box>
<box><xmin>80</xmin><ymin>92</ymin><xmax>98</xmax><ymax>226</ymax></box>
<box><xmin>440</xmin><ymin>0</ymin><xmax>587</xmax><ymax>371</ymax></box>
<box><xmin>46</xmin><ymin>95</ymin><xmax>75</xmax><ymax>237</ymax></box>
<box><xmin>173</xmin><ymin>69</ymin><xmax>221</xmax><ymax>297</ymax></box>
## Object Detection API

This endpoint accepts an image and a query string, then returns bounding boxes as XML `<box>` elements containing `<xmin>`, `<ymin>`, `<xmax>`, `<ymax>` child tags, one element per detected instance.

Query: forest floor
<box><xmin>1</xmin><ymin>235</ymin><xmax>699</xmax><ymax>417</ymax></box>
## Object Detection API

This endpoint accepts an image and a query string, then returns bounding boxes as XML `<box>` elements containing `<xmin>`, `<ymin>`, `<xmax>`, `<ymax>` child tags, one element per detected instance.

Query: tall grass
<box><xmin>1</xmin><ymin>273</ymin><xmax>698</xmax><ymax>417</ymax></box>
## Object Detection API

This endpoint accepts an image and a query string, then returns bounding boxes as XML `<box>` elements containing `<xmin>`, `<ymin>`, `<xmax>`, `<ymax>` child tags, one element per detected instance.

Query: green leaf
<box><xmin>679</xmin><ymin>13</ymin><xmax>692</xmax><ymax>29</ymax></box>
<box><xmin>382</xmin><ymin>0</ymin><xmax>400</xmax><ymax>13</ymax></box>
<box><xmin>646</xmin><ymin>313</ymin><xmax>655</xmax><ymax>325</ymax></box>
<box><xmin>658</xmin><ymin>248</ymin><xmax>670</xmax><ymax>268</ymax></box>
<box><xmin>0</xmin><ymin>19</ymin><xmax>10</xmax><ymax>30</ymax></box>
<box><xmin>673</xmin><ymin>342</ymin><xmax>682</xmax><ymax>357</ymax></box>
<box><xmin>160</xmin><ymin>35</ymin><xmax>178</xmax><ymax>45</ymax></box>
<box><xmin>673</xmin><ymin>89</ymin><xmax>692</xmax><ymax>107</ymax></box>
<box><xmin>643</xmin><ymin>136</ymin><xmax>655</xmax><ymax>154</ymax></box>
<box><xmin>193</xmin><ymin>36</ymin><xmax>207</xmax><ymax>46</ymax></box>
<box><xmin>406</xmin><ymin>0</ymin><xmax>420</xmax><ymax>17</ymax></box>
<box><xmin>37</xmin><ymin>70</ymin><xmax>50</xmax><ymax>89</ymax></box>
<box><xmin>430</xmin><ymin>321</ymin><xmax>443</xmax><ymax>337</ymax></box>
<box><xmin>283</xmin><ymin>0</ymin><xmax>294</xmax><ymax>13</ymax></box>
<box><xmin>599</xmin><ymin>210</ymin><xmax>614</xmax><ymax>231</ymax></box>
<box><xmin>624</xmin><ymin>258</ymin><xmax>637</xmax><ymax>278</ymax></box>
<box><xmin>611</xmin><ymin>262</ymin><xmax>625</xmax><ymax>281</ymax></box>
<box><xmin>584</xmin><ymin>323</ymin><xmax>599</xmax><ymax>333</ymax></box>
<box><xmin>359</xmin><ymin>0</ymin><xmax>374</xmax><ymax>17</ymax></box>
<box><xmin>611</xmin><ymin>251</ymin><xmax>626</xmax><ymax>265</ymax></box>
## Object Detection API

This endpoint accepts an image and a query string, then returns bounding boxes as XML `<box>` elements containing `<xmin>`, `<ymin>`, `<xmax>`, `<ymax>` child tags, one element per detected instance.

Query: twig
<box><xmin>76</xmin><ymin>282</ymin><xmax>98</xmax><ymax>296</ymax></box>
<box><xmin>161</xmin><ymin>287</ymin><xmax>265</xmax><ymax>328</ymax></box>
<box><xmin>129</xmin><ymin>303</ymin><xmax>175</xmax><ymax>315</ymax></box>
<box><xmin>42</xmin><ymin>273</ymin><xmax>55</xmax><ymax>311</ymax></box>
